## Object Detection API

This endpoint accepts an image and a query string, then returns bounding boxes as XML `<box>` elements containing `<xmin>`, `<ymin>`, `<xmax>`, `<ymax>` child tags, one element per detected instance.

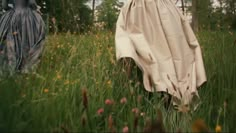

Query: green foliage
<box><xmin>198</xmin><ymin>0</ymin><xmax>236</xmax><ymax>30</ymax></box>
<box><xmin>222</xmin><ymin>0</ymin><xmax>236</xmax><ymax>29</ymax></box>
<box><xmin>184</xmin><ymin>0</ymin><xmax>236</xmax><ymax>30</ymax></box>
<box><xmin>37</xmin><ymin>0</ymin><xmax>93</xmax><ymax>32</ymax></box>
<box><xmin>0</xmin><ymin>31</ymin><xmax>235</xmax><ymax>132</ymax></box>
<box><xmin>197</xmin><ymin>0</ymin><xmax>213</xmax><ymax>29</ymax></box>
<box><xmin>97</xmin><ymin>0</ymin><xmax>122</xmax><ymax>30</ymax></box>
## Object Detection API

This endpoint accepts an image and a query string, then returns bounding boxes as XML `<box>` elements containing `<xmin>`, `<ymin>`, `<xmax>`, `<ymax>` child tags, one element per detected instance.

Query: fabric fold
<box><xmin>115</xmin><ymin>0</ymin><xmax>207</xmax><ymax>105</ymax></box>
<box><xmin>0</xmin><ymin>0</ymin><xmax>45</xmax><ymax>75</ymax></box>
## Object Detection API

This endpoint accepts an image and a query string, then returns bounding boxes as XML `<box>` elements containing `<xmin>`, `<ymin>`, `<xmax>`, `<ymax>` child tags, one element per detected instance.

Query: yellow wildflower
<box><xmin>215</xmin><ymin>125</ymin><xmax>222</xmax><ymax>133</ymax></box>
<box><xmin>44</xmin><ymin>89</ymin><xmax>49</xmax><ymax>93</ymax></box>
<box><xmin>64</xmin><ymin>80</ymin><xmax>70</xmax><ymax>85</ymax></box>
<box><xmin>56</xmin><ymin>73</ymin><xmax>62</xmax><ymax>80</ymax></box>
<box><xmin>192</xmin><ymin>119</ymin><xmax>208</xmax><ymax>132</ymax></box>
<box><xmin>107</xmin><ymin>80</ymin><xmax>112</xmax><ymax>86</ymax></box>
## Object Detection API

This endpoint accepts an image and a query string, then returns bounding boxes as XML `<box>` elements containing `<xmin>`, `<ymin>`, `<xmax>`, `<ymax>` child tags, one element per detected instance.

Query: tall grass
<box><xmin>0</xmin><ymin>31</ymin><xmax>235</xmax><ymax>132</ymax></box>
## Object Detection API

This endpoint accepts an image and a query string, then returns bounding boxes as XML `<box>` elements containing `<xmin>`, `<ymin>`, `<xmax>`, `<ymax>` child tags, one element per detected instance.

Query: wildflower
<box><xmin>215</xmin><ymin>125</ymin><xmax>222</xmax><ymax>133</ymax></box>
<box><xmin>56</xmin><ymin>73</ymin><xmax>62</xmax><ymax>80</ymax></box>
<box><xmin>107</xmin><ymin>80</ymin><xmax>112</xmax><ymax>86</ymax></box>
<box><xmin>105</xmin><ymin>99</ymin><xmax>114</xmax><ymax>105</ymax></box>
<box><xmin>132</xmin><ymin>108</ymin><xmax>139</xmax><ymax>115</ymax></box>
<box><xmin>122</xmin><ymin>126</ymin><xmax>129</xmax><ymax>133</ymax></box>
<box><xmin>44</xmin><ymin>89</ymin><xmax>49</xmax><ymax>93</ymax></box>
<box><xmin>97</xmin><ymin>108</ymin><xmax>104</xmax><ymax>115</ymax></box>
<box><xmin>192</xmin><ymin>119</ymin><xmax>208</xmax><ymax>132</ymax></box>
<box><xmin>140</xmin><ymin>112</ymin><xmax>145</xmax><ymax>117</ymax></box>
<box><xmin>96</xmin><ymin>34</ymin><xmax>99</xmax><ymax>39</ymax></box>
<box><xmin>64</xmin><ymin>80</ymin><xmax>70</xmax><ymax>85</ymax></box>
<box><xmin>120</xmin><ymin>97</ymin><xmax>127</xmax><ymax>104</ymax></box>
<box><xmin>82</xmin><ymin>89</ymin><xmax>88</xmax><ymax>109</ymax></box>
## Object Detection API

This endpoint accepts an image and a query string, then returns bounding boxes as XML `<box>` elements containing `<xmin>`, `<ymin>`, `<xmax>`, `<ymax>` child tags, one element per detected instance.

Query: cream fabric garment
<box><xmin>115</xmin><ymin>0</ymin><xmax>207</xmax><ymax>105</ymax></box>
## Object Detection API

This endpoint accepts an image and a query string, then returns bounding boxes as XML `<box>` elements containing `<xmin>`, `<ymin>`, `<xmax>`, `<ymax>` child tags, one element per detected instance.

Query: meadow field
<box><xmin>0</xmin><ymin>31</ymin><xmax>235</xmax><ymax>132</ymax></box>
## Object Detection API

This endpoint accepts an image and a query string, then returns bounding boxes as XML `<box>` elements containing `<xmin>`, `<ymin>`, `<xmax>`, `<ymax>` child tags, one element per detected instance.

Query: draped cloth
<box><xmin>115</xmin><ymin>0</ymin><xmax>207</xmax><ymax>105</ymax></box>
<box><xmin>0</xmin><ymin>0</ymin><xmax>45</xmax><ymax>75</ymax></box>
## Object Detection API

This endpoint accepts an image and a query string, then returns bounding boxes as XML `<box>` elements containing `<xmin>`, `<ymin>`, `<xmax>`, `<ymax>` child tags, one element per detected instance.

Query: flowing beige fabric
<box><xmin>115</xmin><ymin>0</ymin><xmax>207</xmax><ymax>105</ymax></box>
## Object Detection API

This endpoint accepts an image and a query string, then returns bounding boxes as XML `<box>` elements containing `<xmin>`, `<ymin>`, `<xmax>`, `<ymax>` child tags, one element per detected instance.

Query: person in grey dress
<box><xmin>0</xmin><ymin>0</ymin><xmax>45</xmax><ymax>75</ymax></box>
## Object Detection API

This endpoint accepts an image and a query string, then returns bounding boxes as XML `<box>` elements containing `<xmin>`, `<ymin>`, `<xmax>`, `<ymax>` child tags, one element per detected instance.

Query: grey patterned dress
<box><xmin>0</xmin><ymin>0</ymin><xmax>45</xmax><ymax>76</ymax></box>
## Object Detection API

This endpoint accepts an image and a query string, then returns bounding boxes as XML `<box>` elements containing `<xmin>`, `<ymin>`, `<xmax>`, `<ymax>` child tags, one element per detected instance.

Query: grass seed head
<box><xmin>82</xmin><ymin>89</ymin><xmax>88</xmax><ymax>109</ymax></box>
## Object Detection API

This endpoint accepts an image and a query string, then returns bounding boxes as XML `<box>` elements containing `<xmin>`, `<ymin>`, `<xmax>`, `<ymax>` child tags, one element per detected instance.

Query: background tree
<box><xmin>36</xmin><ymin>0</ymin><xmax>236</xmax><ymax>33</ymax></box>
<box><xmin>190</xmin><ymin>0</ymin><xmax>214</xmax><ymax>31</ymax></box>
<box><xmin>97</xmin><ymin>0</ymin><xmax>123</xmax><ymax>30</ymax></box>
<box><xmin>198</xmin><ymin>0</ymin><xmax>213</xmax><ymax>30</ymax></box>
<box><xmin>191</xmin><ymin>0</ymin><xmax>199</xmax><ymax>32</ymax></box>
<box><xmin>92</xmin><ymin>0</ymin><xmax>96</xmax><ymax>23</ymax></box>
<box><xmin>38</xmin><ymin>0</ymin><xmax>92</xmax><ymax>33</ymax></box>
<box><xmin>224</xmin><ymin>0</ymin><xmax>236</xmax><ymax>28</ymax></box>
<box><xmin>208</xmin><ymin>0</ymin><xmax>236</xmax><ymax>30</ymax></box>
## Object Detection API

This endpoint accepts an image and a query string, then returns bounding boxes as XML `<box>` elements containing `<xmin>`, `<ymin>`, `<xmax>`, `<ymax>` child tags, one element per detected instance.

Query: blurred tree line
<box><xmin>38</xmin><ymin>0</ymin><xmax>235</xmax><ymax>33</ymax></box>
<box><xmin>37</xmin><ymin>0</ymin><xmax>92</xmax><ymax>33</ymax></box>
<box><xmin>188</xmin><ymin>0</ymin><xmax>236</xmax><ymax>31</ymax></box>
<box><xmin>1</xmin><ymin>0</ymin><xmax>235</xmax><ymax>32</ymax></box>
<box><xmin>36</xmin><ymin>0</ymin><xmax>122</xmax><ymax>33</ymax></box>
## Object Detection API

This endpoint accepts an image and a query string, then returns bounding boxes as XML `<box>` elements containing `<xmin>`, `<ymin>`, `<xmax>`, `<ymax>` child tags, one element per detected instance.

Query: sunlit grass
<box><xmin>0</xmin><ymin>31</ymin><xmax>235</xmax><ymax>132</ymax></box>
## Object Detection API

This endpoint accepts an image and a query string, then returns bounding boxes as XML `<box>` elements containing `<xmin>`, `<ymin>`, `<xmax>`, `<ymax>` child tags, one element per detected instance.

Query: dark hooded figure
<box><xmin>0</xmin><ymin>0</ymin><xmax>45</xmax><ymax>75</ymax></box>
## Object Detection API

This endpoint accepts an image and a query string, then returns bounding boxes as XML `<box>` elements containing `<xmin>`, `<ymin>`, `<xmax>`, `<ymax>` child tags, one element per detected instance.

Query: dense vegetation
<box><xmin>0</xmin><ymin>0</ymin><xmax>235</xmax><ymax>132</ymax></box>
<box><xmin>0</xmin><ymin>31</ymin><xmax>235</xmax><ymax>132</ymax></box>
